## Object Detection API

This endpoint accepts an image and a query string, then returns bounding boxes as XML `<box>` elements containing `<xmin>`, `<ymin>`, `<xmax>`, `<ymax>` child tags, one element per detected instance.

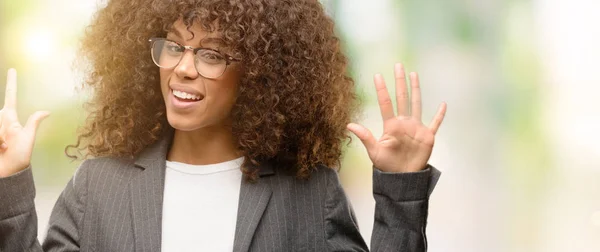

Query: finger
<box><xmin>0</xmin><ymin>137</ymin><xmax>6</xmax><ymax>150</ymax></box>
<box><xmin>429</xmin><ymin>102</ymin><xmax>447</xmax><ymax>135</ymax></box>
<box><xmin>0</xmin><ymin>109</ymin><xmax>4</xmax><ymax>150</ymax></box>
<box><xmin>374</xmin><ymin>74</ymin><xmax>395</xmax><ymax>121</ymax></box>
<box><xmin>394</xmin><ymin>63</ymin><xmax>409</xmax><ymax>116</ymax></box>
<box><xmin>347</xmin><ymin>123</ymin><xmax>377</xmax><ymax>154</ymax></box>
<box><xmin>24</xmin><ymin>111</ymin><xmax>50</xmax><ymax>136</ymax></box>
<box><xmin>409</xmin><ymin>72</ymin><xmax>422</xmax><ymax>120</ymax></box>
<box><xmin>4</xmin><ymin>69</ymin><xmax>18</xmax><ymax>109</ymax></box>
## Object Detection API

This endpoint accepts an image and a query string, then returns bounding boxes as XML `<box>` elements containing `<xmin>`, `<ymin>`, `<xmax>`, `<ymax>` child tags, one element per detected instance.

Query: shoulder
<box><xmin>72</xmin><ymin>156</ymin><xmax>139</xmax><ymax>190</ymax></box>
<box><xmin>266</xmin><ymin>163</ymin><xmax>342</xmax><ymax>197</ymax></box>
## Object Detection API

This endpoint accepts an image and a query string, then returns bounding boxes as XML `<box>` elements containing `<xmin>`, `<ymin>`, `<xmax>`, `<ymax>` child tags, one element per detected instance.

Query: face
<box><xmin>159</xmin><ymin>19</ymin><xmax>242</xmax><ymax>132</ymax></box>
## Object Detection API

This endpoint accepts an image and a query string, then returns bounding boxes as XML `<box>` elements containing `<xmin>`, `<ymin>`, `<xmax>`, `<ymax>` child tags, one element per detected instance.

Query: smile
<box><xmin>169</xmin><ymin>88</ymin><xmax>205</xmax><ymax>110</ymax></box>
<box><xmin>172</xmin><ymin>89</ymin><xmax>203</xmax><ymax>101</ymax></box>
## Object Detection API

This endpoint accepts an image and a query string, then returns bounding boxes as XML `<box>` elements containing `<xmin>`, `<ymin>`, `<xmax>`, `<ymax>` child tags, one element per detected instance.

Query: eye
<box><xmin>197</xmin><ymin>50</ymin><xmax>225</xmax><ymax>64</ymax></box>
<box><xmin>164</xmin><ymin>41</ymin><xmax>184</xmax><ymax>54</ymax></box>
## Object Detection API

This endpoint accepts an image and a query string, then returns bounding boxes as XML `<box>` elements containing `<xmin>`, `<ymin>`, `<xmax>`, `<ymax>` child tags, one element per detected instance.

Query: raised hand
<box><xmin>0</xmin><ymin>69</ymin><xmax>50</xmax><ymax>178</ymax></box>
<box><xmin>347</xmin><ymin>63</ymin><xmax>446</xmax><ymax>173</ymax></box>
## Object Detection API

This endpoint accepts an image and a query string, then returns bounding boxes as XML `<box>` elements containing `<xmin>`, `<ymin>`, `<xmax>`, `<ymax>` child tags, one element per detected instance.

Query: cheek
<box><xmin>208</xmin><ymin>85</ymin><xmax>237</xmax><ymax>113</ymax></box>
<box><xmin>222</xmin><ymin>78</ymin><xmax>241</xmax><ymax>106</ymax></box>
<box><xmin>208</xmin><ymin>79</ymin><xmax>240</xmax><ymax>116</ymax></box>
<box><xmin>159</xmin><ymin>70</ymin><xmax>172</xmax><ymax>94</ymax></box>
<box><xmin>214</xmin><ymin>68</ymin><xmax>241</xmax><ymax>97</ymax></box>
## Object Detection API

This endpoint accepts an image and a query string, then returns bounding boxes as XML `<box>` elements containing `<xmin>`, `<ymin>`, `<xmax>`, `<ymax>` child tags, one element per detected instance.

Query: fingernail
<box><xmin>394</xmin><ymin>64</ymin><xmax>404</xmax><ymax>77</ymax></box>
<box><xmin>347</xmin><ymin>123</ymin><xmax>357</xmax><ymax>131</ymax></box>
<box><xmin>7</xmin><ymin>68</ymin><xmax>16</xmax><ymax>77</ymax></box>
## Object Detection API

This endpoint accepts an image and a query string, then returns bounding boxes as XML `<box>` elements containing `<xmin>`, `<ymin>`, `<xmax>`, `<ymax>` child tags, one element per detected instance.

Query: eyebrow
<box><xmin>166</xmin><ymin>29</ymin><xmax>225</xmax><ymax>46</ymax></box>
<box><xmin>167</xmin><ymin>28</ymin><xmax>184</xmax><ymax>39</ymax></box>
<box><xmin>200</xmin><ymin>37</ymin><xmax>226</xmax><ymax>47</ymax></box>
<box><xmin>165</xmin><ymin>29</ymin><xmax>195</xmax><ymax>41</ymax></box>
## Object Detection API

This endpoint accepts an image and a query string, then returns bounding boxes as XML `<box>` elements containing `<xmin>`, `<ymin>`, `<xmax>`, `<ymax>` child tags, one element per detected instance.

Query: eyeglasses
<box><xmin>148</xmin><ymin>37</ymin><xmax>240</xmax><ymax>79</ymax></box>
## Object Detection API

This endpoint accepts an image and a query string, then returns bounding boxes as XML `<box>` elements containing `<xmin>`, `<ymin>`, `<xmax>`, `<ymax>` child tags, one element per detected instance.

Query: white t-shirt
<box><xmin>161</xmin><ymin>157</ymin><xmax>244</xmax><ymax>252</ymax></box>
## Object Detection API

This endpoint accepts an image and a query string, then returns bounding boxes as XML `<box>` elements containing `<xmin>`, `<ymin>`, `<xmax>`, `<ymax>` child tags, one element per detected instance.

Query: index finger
<box><xmin>429</xmin><ymin>102</ymin><xmax>447</xmax><ymax>135</ymax></box>
<box><xmin>4</xmin><ymin>69</ymin><xmax>17</xmax><ymax>109</ymax></box>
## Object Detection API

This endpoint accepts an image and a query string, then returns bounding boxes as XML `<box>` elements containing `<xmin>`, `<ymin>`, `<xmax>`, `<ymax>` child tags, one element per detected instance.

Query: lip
<box><xmin>169</xmin><ymin>84</ymin><xmax>205</xmax><ymax>98</ymax></box>
<box><xmin>169</xmin><ymin>89</ymin><xmax>204</xmax><ymax>110</ymax></box>
<box><xmin>167</xmin><ymin>84</ymin><xmax>205</xmax><ymax>110</ymax></box>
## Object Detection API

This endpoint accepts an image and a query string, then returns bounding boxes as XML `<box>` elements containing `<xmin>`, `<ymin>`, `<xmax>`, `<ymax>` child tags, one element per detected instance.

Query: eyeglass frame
<box><xmin>148</xmin><ymin>37</ymin><xmax>241</xmax><ymax>79</ymax></box>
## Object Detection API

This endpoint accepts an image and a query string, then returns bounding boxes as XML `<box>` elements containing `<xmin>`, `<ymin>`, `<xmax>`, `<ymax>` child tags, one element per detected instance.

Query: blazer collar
<box><xmin>133</xmin><ymin>128</ymin><xmax>174</xmax><ymax>171</ymax></box>
<box><xmin>233</xmin><ymin>162</ymin><xmax>274</xmax><ymax>251</ymax></box>
<box><xmin>133</xmin><ymin>128</ymin><xmax>275</xmax><ymax>177</ymax></box>
<box><xmin>130</xmin><ymin>129</ymin><xmax>172</xmax><ymax>252</ymax></box>
<box><xmin>129</xmin><ymin>127</ymin><xmax>275</xmax><ymax>252</ymax></box>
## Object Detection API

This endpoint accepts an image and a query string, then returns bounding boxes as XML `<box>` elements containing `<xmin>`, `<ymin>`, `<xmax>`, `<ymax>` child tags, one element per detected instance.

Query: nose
<box><xmin>174</xmin><ymin>50</ymin><xmax>199</xmax><ymax>79</ymax></box>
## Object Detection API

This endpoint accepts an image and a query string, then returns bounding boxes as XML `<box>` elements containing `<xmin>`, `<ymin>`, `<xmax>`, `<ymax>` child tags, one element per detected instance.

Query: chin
<box><xmin>166</xmin><ymin>113</ymin><xmax>205</xmax><ymax>132</ymax></box>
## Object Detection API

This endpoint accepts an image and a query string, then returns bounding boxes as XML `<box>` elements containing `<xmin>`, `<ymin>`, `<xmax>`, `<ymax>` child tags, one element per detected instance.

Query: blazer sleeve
<box><xmin>0</xmin><ymin>162</ymin><xmax>89</xmax><ymax>252</ymax></box>
<box><xmin>370</xmin><ymin>165</ymin><xmax>441</xmax><ymax>252</ymax></box>
<box><xmin>324</xmin><ymin>165</ymin><xmax>440</xmax><ymax>252</ymax></box>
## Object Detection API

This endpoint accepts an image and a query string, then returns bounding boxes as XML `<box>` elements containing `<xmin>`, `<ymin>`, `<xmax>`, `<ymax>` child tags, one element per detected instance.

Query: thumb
<box><xmin>25</xmin><ymin>111</ymin><xmax>50</xmax><ymax>135</ymax></box>
<box><xmin>347</xmin><ymin>123</ymin><xmax>377</xmax><ymax>154</ymax></box>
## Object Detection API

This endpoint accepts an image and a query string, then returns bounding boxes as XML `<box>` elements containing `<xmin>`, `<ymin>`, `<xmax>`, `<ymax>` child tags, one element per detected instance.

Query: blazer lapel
<box><xmin>233</xmin><ymin>163</ymin><xmax>275</xmax><ymax>252</ymax></box>
<box><xmin>127</xmin><ymin>128</ymin><xmax>276</xmax><ymax>252</ymax></box>
<box><xmin>130</xmin><ymin>131</ymin><xmax>173</xmax><ymax>252</ymax></box>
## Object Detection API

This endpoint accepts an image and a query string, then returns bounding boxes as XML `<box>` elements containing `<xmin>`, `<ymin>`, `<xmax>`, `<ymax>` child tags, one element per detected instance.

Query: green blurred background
<box><xmin>1</xmin><ymin>0</ymin><xmax>599</xmax><ymax>251</ymax></box>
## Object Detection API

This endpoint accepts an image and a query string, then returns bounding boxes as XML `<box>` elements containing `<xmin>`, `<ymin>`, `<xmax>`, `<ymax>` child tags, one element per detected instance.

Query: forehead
<box><xmin>167</xmin><ymin>19</ymin><xmax>224</xmax><ymax>44</ymax></box>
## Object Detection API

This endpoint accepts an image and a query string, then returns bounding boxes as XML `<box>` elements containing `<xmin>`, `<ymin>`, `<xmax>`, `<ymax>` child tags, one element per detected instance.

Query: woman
<box><xmin>0</xmin><ymin>0</ymin><xmax>447</xmax><ymax>251</ymax></box>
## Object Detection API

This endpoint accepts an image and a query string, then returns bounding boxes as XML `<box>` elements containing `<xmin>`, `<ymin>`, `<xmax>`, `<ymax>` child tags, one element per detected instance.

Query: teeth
<box><xmin>173</xmin><ymin>89</ymin><xmax>201</xmax><ymax>100</ymax></box>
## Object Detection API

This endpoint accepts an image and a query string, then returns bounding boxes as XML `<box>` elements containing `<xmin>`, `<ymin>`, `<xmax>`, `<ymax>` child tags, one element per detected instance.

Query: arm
<box><xmin>323</xmin><ymin>165</ymin><xmax>440</xmax><ymax>252</ymax></box>
<box><xmin>345</xmin><ymin>63</ymin><xmax>447</xmax><ymax>251</ymax></box>
<box><xmin>0</xmin><ymin>168</ymin><xmax>39</xmax><ymax>251</ymax></box>
<box><xmin>0</xmin><ymin>163</ymin><xmax>88</xmax><ymax>252</ymax></box>
<box><xmin>370</xmin><ymin>165</ymin><xmax>440</xmax><ymax>252</ymax></box>
<box><xmin>0</xmin><ymin>68</ymin><xmax>84</xmax><ymax>251</ymax></box>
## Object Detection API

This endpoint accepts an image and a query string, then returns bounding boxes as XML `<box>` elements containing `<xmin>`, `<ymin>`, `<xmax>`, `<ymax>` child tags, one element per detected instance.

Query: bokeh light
<box><xmin>23</xmin><ymin>27</ymin><xmax>57</xmax><ymax>62</ymax></box>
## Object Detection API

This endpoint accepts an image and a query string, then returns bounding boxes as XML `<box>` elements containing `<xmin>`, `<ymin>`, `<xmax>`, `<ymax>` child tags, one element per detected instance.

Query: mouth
<box><xmin>169</xmin><ymin>88</ymin><xmax>205</xmax><ymax>109</ymax></box>
<box><xmin>171</xmin><ymin>88</ymin><xmax>205</xmax><ymax>101</ymax></box>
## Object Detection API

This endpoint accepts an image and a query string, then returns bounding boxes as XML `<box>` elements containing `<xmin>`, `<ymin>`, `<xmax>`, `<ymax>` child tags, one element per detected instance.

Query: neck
<box><xmin>167</xmin><ymin>126</ymin><xmax>242</xmax><ymax>165</ymax></box>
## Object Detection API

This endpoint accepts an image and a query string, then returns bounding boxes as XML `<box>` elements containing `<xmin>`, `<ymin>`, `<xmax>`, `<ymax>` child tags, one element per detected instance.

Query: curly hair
<box><xmin>68</xmin><ymin>0</ymin><xmax>359</xmax><ymax>180</ymax></box>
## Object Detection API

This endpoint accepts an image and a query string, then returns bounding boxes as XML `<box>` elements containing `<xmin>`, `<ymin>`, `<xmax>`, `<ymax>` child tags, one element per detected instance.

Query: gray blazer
<box><xmin>0</xmin><ymin>133</ymin><xmax>440</xmax><ymax>252</ymax></box>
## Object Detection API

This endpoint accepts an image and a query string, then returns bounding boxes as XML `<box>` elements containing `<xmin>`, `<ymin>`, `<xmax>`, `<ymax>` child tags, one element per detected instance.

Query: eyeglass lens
<box><xmin>151</xmin><ymin>39</ymin><xmax>228</xmax><ymax>78</ymax></box>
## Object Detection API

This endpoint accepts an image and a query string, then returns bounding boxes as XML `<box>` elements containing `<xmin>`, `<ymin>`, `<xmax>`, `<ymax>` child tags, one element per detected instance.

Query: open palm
<box><xmin>0</xmin><ymin>69</ymin><xmax>49</xmax><ymax>178</ymax></box>
<box><xmin>347</xmin><ymin>63</ymin><xmax>446</xmax><ymax>173</ymax></box>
